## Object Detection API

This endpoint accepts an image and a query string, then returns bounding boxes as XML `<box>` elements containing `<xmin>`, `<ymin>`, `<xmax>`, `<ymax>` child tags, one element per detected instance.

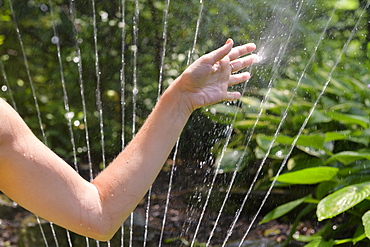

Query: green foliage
<box><xmin>1</xmin><ymin>0</ymin><xmax>370</xmax><ymax>245</ymax></box>
<box><xmin>206</xmin><ymin>0</ymin><xmax>370</xmax><ymax>245</ymax></box>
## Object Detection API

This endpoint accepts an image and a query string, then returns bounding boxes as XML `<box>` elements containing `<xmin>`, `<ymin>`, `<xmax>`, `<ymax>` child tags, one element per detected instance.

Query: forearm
<box><xmin>91</xmin><ymin>77</ymin><xmax>192</xmax><ymax>239</ymax></box>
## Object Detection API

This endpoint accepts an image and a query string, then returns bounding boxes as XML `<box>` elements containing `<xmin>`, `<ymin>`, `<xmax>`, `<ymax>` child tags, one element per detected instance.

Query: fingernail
<box><xmin>225</xmin><ymin>38</ymin><xmax>233</xmax><ymax>45</ymax></box>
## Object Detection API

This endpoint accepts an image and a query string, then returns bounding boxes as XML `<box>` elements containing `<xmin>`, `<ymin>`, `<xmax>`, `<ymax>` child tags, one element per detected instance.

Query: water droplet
<box><xmin>1</xmin><ymin>85</ymin><xmax>7</xmax><ymax>92</ymax></box>
<box><xmin>133</xmin><ymin>88</ymin><xmax>138</xmax><ymax>95</ymax></box>
<box><xmin>51</xmin><ymin>36</ymin><xmax>59</xmax><ymax>45</ymax></box>
<box><xmin>130</xmin><ymin>45</ymin><xmax>138</xmax><ymax>52</ymax></box>
<box><xmin>40</xmin><ymin>4</ymin><xmax>48</xmax><ymax>12</ymax></box>
<box><xmin>73</xmin><ymin>57</ymin><xmax>80</xmax><ymax>63</ymax></box>
<box><xmin>65</xmin><ymin>112</ymin><xmax>75</xmax><ymax>120</ymax></box>
<box><xmin>275</xmin><ymin>151</ymin><xmax>283</xmax><ymax>157</ymax></box>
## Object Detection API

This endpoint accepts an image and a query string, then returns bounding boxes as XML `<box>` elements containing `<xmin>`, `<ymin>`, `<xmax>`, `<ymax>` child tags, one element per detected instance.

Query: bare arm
<box><xmin>0</xmin><ymin>39</ymin><xmax>256</xmax><ymax>241</ymax></box>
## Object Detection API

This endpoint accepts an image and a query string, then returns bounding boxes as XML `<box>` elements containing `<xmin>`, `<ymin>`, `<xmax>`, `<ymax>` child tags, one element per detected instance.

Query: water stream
<box><xmin>1</xmin><ymin>0</ymin><xmax>369</xmax><ymax>246</ymax></box>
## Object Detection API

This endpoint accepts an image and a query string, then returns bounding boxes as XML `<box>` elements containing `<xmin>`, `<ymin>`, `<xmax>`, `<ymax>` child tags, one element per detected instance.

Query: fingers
<box><xmin>228</xmin><ymin>72</ymin><xmax>251</xmax><ymax>86</ymax></box>
<box><xmin>224</xmin><ymin>72</ymin><xmax>251</xmax><ymax>102</ymax></box>
<box><xmin>228</xmin><ymin>43</ymin><xmax>256</xmax><ymax>61</ymax></box>
<box><xmin>230</xmin><ymin>54</ymin><xmax>258</xmax><ymax>73</ymax></box>
<box><xmin>225</xmin><ymin>91</ymin><xmax>242</xmax><ymax>101</ymax></box>
<box><xmin>204</xmin><ymin>39</ymin><xmax>257</xmax><ymax>68</ymax></box>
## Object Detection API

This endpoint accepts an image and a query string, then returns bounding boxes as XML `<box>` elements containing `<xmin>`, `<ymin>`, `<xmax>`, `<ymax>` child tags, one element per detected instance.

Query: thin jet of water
<box><xmin>91</xmin><ymin>0</ymin><xmax>107</xmax><ymax>172</ymax></box>
<box><xmin>91</xmin><ymin>0</ymin><xmax>108</xmax><ymax>245</ymax></box>
<box><xmin>129</xmin><ymin>1</ymin><xmax>140</xmax><ymax>246</ymax></box>
<box><xmin>236</xmin><ymin>2</ymin><xmax>370</xmax><ymax>245</ymax></box>
<box><xmin>49</xmin><ymin>0</ymin><xmax>78</xmax><ymax>245</ymax></box>
<box><xmin>120</xmin><ymin>0</ymin><xmax>127</xmax><ymax>152</ymax></box>
<box><xmin>152</xmin><ymin>0</ymin><xmax>206</xmax><ymax>245</ymax></box>
<box><xmin>8</xmin><ymin>0</ymin><xmax>47</xmax><ymax>145</ymax></box>
<box><xmin>158</xmin><ymin>140</ymin><xmax>179</xmax><ymax>247</ymax></box>
<box><xmin>155</xmin><ymin>0</ymin><xmax>173</xmax><ymax>245</ymax></box>
<box><xmin>187</xmin><ymin>0</ymin><xmax>204</xmax><ymax>66</ymax></box>
<box><xmin>157</xmin><ymin>0</ymin><xmax>171</xmax><ymax>101</ymax></box>
<box><xmin>48</xmin><ymin>0</ymin><xmax>78</xmax><ymax>172</ymax></box>
<box><xmin>68</xmin><ymin>0</ymin><xmax>94</xmax><ymax>182</ymax></box>
<box><xmin>203</xmin><ymin>1</ymin><xmax>307</xmax><ymax>245</ymax></box>
<box><xmin>68</xmin><ymin>1</ymin><xmax>94</xmax><ymax>245</ymax></box>
<box><xmin>0</xmin><ymin>60</ymin><xmax>17</xmax><ymax>110</ymax></box>
<box><xmin>195</xmin><ymin>1</ymin><xmax>304</xmax><ymax>244</ymax></box>
<box><xmin>120</xmin><ymin>4</ymin><xmax>127</xmax><ymax>247</ymax></box>
<box><xmin>8</xmin><ymin>0</ymin><xmax>59</xmax><ymax>245</ymax></box>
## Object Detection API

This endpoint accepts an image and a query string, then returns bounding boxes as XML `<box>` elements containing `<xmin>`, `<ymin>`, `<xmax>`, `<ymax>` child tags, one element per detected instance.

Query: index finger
<box><xmin>203</xmin><ymin>39</ymin><xmax>234</xmax><ymax>65</ymax></box>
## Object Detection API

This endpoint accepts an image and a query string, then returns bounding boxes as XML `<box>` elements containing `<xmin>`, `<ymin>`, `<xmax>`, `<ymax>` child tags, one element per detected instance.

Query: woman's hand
<box><xmin>174</xmin><ymin>39</ymin><xmax>257</xmax><ymax>113</ymax></box>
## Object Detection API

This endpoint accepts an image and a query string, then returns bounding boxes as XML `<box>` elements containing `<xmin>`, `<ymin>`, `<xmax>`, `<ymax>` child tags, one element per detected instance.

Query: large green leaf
<box><xmin>259</xmin><ymin>196</ymin><xmax>309</xmax><ymax>224</ymax></box>
<box><xmin>317</xmin><ymin>182</ymin><xmax>370</xmax><ymax>221</ymax></box>
<box><xmin>275</xmin><ymin>167</ymin><xmax>339</xmax><ymax>185</ymax></box>
<box><xmin>277</xmin><ymin>135</ymin><xmax>326</xmax><ymax>151</ymax></box>
<box><xmin>326</xmin><ymin>112</ymin><xmax>369</xmax><ymax>129</ymax></box>
<box><xmin>362</xmin><ymin>210</ymin><xmax>370</xmax><ymax>240</ymax></box>
<box><xmin>256</xmin><ymin>134</ymin><xmax>326</xmax><ymax>153</ymax></box>
<box><xmin>325</xmin><ymin>151</ymin><xmax>370</xmax><ymax>165</ymax></box>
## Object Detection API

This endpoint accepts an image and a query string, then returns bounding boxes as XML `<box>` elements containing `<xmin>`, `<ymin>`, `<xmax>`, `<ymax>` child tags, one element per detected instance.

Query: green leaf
<box><xmin>239</xmin><ymin>96</ymin><xmax>261</xmax><ymax>108</ymax></box>
<box><xmin>257</xmin><ymin>134</ymin><xmax>326</xmax><ymax>154</ymax></box>
<box><xmin>304</xmin><ymin>237</ymin><xmax>334</xmax><ymax>247</ymax></box>
<box><xmin>336</xmin><ymin>0</ymin><xmax>360</xmax><ymax>10</ymax></box>
<box><xmin>259</xmin><ymin>196</ymin><xmax>309</xmax><ymax>224</ymax></box>
<box><xmin>234</xmin><ymin>120</ymin><xmax>270</xmax><ymax>130</ymax></box>
<box><xmin>203</xmin><ymin>104</ymin><xmax>243</xmax><ymax>124</ymax></box>
<box><xmin>275</xmin><ymin>167</ymin><xmax>339</xmax><ymax>185</ymax></box>
<box><xmin>215</xmin><ymin>148</ymin><xmax>250</xmax><ymax>174</ymax></box>
<box><xmin>309</xmin><ymin>110</ymin><xmax>332</xmax><ymax>125</ymax></box>
<box><xmin>287</xmin><ymin>155</ymin><xmax>324</xmax><ymax>171</ymax></box>
<box><xmin>362</xmin><ymin>210</ymin><xmax>370</xmax><ymax>239</ymax></box>
<box><xmin>317</xmin><ymin>182</ymin><xmax>370</xmax><ymax>221</ymax></box>
<box><xmin>352</xmin><ymin>224</ymin><xmax>366</xmax><ymax>244</ymax></box>
<box><xmin>278</xmin><ymin>135</ymin><xmax>325</xmax><ymax>150</ymax></box>
<box><xmin>326</xmin><ymin>112</ymin><xmax>369</xmax><ymax>129</ymax></box>
<box><xmin>254</xmin><ymin>146</ymin><xmax>290</xmax><ymax>159</ymax></box>
<box><xmin>325</xmin><ymin>151</ymin><xmax>370</xmax><ymax>165</ymax></box>
<box><xmin>324</xmin><ymin>130</ymin><xmax>351</xmax><ymax>142</ymax></box>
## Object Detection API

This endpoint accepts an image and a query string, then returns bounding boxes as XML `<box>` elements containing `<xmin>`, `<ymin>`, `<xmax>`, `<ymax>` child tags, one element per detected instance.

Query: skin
<box><xmin>0</xmin><ymin>39</ymin><xmax>256</xmax><ymax>241</ymax></box>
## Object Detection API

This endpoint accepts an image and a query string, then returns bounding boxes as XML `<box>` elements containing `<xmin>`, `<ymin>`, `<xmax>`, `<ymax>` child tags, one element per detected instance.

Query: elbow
<box><xmin>86</xmin><ymin>225</ymin><xmax>117</xmax><ymax>242</ymax></box>
<box><xmin>85</xmin><ymin>218</ymin><xmax>122</xmax><ymax>242</ymax></box>
<box><xmin>85</xmin><ymin>213</ymin><xmax>129</xmax><ymax>242</ymax></box>
<box><xmin>93</xmin><ymin>233</ymin><xmax>115</xmax><ymax>243</ymax></box>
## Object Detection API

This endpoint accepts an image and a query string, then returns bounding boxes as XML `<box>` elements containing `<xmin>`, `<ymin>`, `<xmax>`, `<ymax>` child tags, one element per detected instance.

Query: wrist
<box><xmin>161</xmin><ymin>75</ymin><xmax>195</xmax><ymax>118</ymax></box>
